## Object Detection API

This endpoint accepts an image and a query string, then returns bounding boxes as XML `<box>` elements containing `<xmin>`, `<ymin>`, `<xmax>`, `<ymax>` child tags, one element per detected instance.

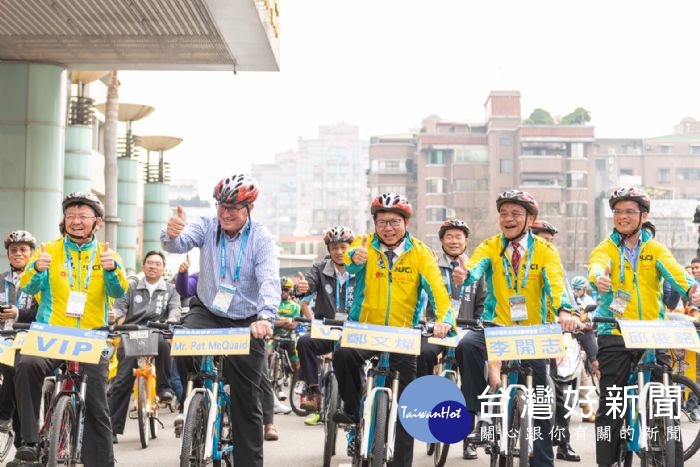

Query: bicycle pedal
<box><xmin>153</xmin><ymin>417</ymin><xmax>165</xmax><ymax>429</ymax></box>
<box><xmin>128</xmin><ymin>410</ymin><xmax>138</xmax><ymax>420</ymax></box>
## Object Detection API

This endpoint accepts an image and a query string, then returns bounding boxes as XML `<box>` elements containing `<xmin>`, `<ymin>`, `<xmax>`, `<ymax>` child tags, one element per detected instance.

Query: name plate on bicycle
<box><xmin>170</xmin><ymin>327</ymin><xmax>250</xmax><ymax>356</ymax></box>
<box><xmin>484</xmin><ymin>324</ymin><xmax>565</xmax><ymax>361</ymax></box>
<box><xmin>0</xmin><ymin>339</ymin><xmax>15</xmax><ymax>366</ymax></box>
<box><xmin>618</xmin><ymin>319</ymin><xmax>700</xmax><ymax>349</ymax></box>
<box><xmin>21</xmin><ymin>323</ymin><xmax>108</xmax><ymax>364</ymax></box>
<box><xmin>12</xmin><ymin>331</ymin><xmax>26</xmax><ymax>350</ymax></box>
<box><xmin>340</xmin><ymin>322</ymin><xmax>421</xmax><ymax>355</ymax></box>
<box><xmin>427</xmin><ymin>328</ymin><xmax>468</xmax><ymax>348</ymax></box>
<box><xmin>310</xmin><ymin>319</ymin><xmax>343</xmax><ymax>341</ymax></box>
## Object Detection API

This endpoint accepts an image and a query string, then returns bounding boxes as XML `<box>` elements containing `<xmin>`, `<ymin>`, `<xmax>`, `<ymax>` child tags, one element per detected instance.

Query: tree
<box><xmin>523</xmin><ymin>108</ymin><xmax>554</xmax><ymax>125</ymax></box>
<box><xmin>561</xmin><ymin>107</ymin><xmax>591</xmax><ymax>125</ymax></box>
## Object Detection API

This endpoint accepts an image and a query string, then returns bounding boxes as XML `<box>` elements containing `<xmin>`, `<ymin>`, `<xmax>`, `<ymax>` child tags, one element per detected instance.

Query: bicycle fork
<box><xmin>74</xmin><ymin>374</ymin><xmax>88</xmax><ymax>461</ymax></box>
<box><xmin>358</xmin><ymin>370</ymin><xmax>400</xmax><ymax>463</ymax></box>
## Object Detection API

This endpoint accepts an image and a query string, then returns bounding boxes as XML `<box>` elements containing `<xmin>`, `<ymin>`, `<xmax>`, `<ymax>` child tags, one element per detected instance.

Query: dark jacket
<box><xmin>301</xmin><ymin>260</ymin><xmax>355</xmax><ymax>320</ymax></box>
<box><xmin>425</xmin><ymin>253</ymin><xmax>486</xmax><ymax>321</ymax></box>
<box><xmin>1</xmin><ymin>269</ymin><xmax>38</xmax><ymax>325</ymax></box>
<box><xmin>114</xmin><ymin>277</ymin><xmax>181</xmax><ymax>324</ymax></box>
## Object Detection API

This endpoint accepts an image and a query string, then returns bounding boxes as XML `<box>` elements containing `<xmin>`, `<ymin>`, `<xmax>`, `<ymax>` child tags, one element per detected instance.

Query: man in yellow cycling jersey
<box><xmin>12</xmin><ymin>192</ymin><xmax>128</xmax><ymax>467</ymax></box>
<box><xmin>589</xmin><ymin>187</ymin><xmax>700</xmax><ymax>467</ymax></box>
<box><xmin>459</xmin><ymin>190</ymin><xmax>578</xmax><ymax>467</ymax></box>
<box><xmin>334</xmin><ymin>192</ymin><xmax>454</xmax><ymax>467</ymax></box>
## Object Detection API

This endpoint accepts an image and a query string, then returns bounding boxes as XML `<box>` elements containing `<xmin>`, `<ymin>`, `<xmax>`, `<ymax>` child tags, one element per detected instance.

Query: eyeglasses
<box><xmin>612</xmin><ymin>209</ymin><xmax>641</xmax><ymax>216</ymax></box>
<box><xmin>499</xmin><ymin>211</ymin><xmax>526</xmax><ymax>219</ymax></box>
<box><xmin>216</xmin><ymin>203</ymin><xmax>246</xmax><ymax>214</ymax></box>
<box><xmin>8</xmin><ymin>245</ymin><xmax>31</xmax><ymax>254</ymax></box>
<box><xmin>65</xmin><ymin>214</ymin><xmax>96</xmax><ymax>222</ymax></box>
<box><xmin>281</xmin><ymin>287</ymin><xmax>292</xmax><ymax>292</ymax></box>
<box><xmin>144</xmin><ymin>260</ymin><xmax>164</xmax><ymax>267</ymax></box>
<box><xmin>375</xmin><ymin>219</ymin><xmax>403</xmax><ymax>229</ymax></box>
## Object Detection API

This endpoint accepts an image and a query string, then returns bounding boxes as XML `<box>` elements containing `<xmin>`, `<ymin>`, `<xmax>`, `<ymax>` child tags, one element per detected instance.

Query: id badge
<box><xmin>212</xmin><ymin>284</ymin><xmax>236</xmax><ymax>312</ymax></box>
<box><xmin>66</xmin><ymin>291</ymin><xmax>87</xmax><ymax>318</ymax></box>
<box><xmin>609</xmin><ymin>290</ymin><xmax>631</xmax><ymax>316</ymax></box>
<box><xmin>450</xmin><ymin>297</ymin><xmax>463</xmax><ymax>316</ymax></box>
<box><xmin>509</xmin><ymin>295</ymin><xmax>528</xmax><ymax>322</ymax></box>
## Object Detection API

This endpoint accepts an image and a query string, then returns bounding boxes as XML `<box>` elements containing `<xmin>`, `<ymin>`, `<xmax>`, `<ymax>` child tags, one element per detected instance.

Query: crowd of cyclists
<box><xmin>0</xmin><ymin>173</ymin><xmax>699</xmax><ymax>466</ymax></box>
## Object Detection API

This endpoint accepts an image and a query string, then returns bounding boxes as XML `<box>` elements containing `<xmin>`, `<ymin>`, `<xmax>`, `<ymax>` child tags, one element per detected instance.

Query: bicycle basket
<box><xmin>122</xmin><ymin>329</ymin><xmax>160</xmax><ymax>357</ymax></box>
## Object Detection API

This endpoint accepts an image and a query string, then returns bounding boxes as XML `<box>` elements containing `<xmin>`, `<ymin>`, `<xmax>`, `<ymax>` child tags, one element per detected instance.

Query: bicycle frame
<box><xmin>180</xmin><ymin>355</ymin><xmax>232</xmax><ymax>463</ymax></box>
<box><xmin>132</xmin><ymin>355</ymin><xmax>157</xmax><ymax>415</ymax></box>
<box><xmin>497</xmin><ymin>361</ymin><xmax>534</xmax><ymax>458</ymax></box>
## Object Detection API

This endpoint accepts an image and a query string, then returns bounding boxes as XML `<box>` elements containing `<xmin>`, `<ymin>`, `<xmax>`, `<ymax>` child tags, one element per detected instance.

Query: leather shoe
<box><xmin>264</xmin><ymin>424</ymin><xmax>279</xmax><ymax>441</ymax></box>
<box><xmin>332</xmin><ymin>410</ymin><xmax>359</xmax><ymax>425</ymax></box>
<box><xmin>556</xmin><ymin>443</ymin><xmax>581</xmax><ymax>462</ymax></box>
<box><xmin>158</xmin><ymin>388</ymin><xmax>175</xmax><ymax>402</ymax></box>
<box><xmin>16</xmin><ymin>443</ymin><xmax>39</xmax><ymax>462</ymax></box>
<box><xmin>462</xmin><ymin>440</ymin><xmax>478</xmax><ymax>459</ymax></box>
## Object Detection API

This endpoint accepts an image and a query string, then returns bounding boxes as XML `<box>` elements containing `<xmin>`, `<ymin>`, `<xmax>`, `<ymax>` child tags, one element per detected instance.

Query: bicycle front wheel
<box><xmin>180</xmin><ymin>392</ymin><xmax>209</xmax><ymax>467</ymax></box>
<box><xmin>640</xmin><ymin>414</ymin><xmax>676</xmax><ymax>467</ymax></box>
<box><xmin>672</xmin><ymin>373</ymin><xmax>700</xmax><ymax>461</ymax></box>
<box><xmin>289</xmin><ymin>371</ymin><xmax>310</xmax><ymax>417</ymax></box>
<box><xmin>433</xmin><ymin>372</ymin><xmax>458</xmax><ymax>467</ymax></box>
<box><xmin>503</xmin><ymin>387</ymin><xmax>529</xmax><ymax>467</ymax></box>
<box><xmin>136</xmin><ymin>376</ymin><xmax>149</xmax><ymax>448</ymax></box>
<box><xmin>47</xmin><ymin>395</ymin><xmax>77</xmax><ymax>467</ymax></box>
<box><xmin>323</xmin><ymin>374</ymin><xmax>339</xmax><ymax>467</ymax></box>
<box><xmin>370</xmin><ymin>391</ymin><xmax>388</xmax><ymax>467</ymax></box>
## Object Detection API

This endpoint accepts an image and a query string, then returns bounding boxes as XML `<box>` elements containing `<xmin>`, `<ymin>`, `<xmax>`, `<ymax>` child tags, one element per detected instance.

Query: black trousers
<box><xmin>14</xmin><ymin>353</ymin><xmax>113</xmax><ymax>467</ymax></box>
<box><xmin>0</xmin><ymin>352</ymin><xmax>23</xmax><ymax>447</ymax></box>
<box><xmin>456</xmin><ymin>330</ymin><xmax>554</xmax><ymax>467</ymax></box>
<box><xmin>333</xmin><ymin>347</ymin><xmax>415</xmax><ymax>467</ymax></box>
<box><xmin>417</xmin><ymin>336</ymin><xmax>443</xmax><ymax>378</ymax></box>
<box><xmin>595</xmin><ymin>335</ymin><xmax>683</xmax><ymax>466</ymax></box>
<box><xmin>175</xmin><ymin>303</ymin><xmax>265</xmax><ymax>467</ymax></box>
<box><xmin>296</xmin><ymin>333</ymin><xmax>333</xmax><ymax>387</ymax></box>
<box><xmin>108</xmin><ymin>334</ymin><xmax>172</xmax><ymax>434</ymax></box>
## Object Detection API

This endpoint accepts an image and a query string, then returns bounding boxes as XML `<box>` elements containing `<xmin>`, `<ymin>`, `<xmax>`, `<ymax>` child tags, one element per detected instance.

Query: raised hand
<box><xmin>178</xmin><ymin>254</ymin><xmax>190</xmax><ymax>273</ymax></box>
<box><xmin>451</xmin><ymin>255</ymin><xmax>468</xmax><ymax>288</ymax></box>
<box><xmin>166</xmin><ymin>205</ymin><xmax>187</xmax><ymax>238</ymax></box>
<box><xmin>690</xmin><ymin>283</ymin><xmax>700</xmax><ymax>307</ymax></box>
<box><xmin>100</xmin><ymin>242</ymin><xmax>116</xmax><ymax>271</ymax></box>
<box><xmin>296</xmin><ymin>271</ymin><xmax>309</xmax><ymax>294</ymax></box>
<box><xmin>595</xmin><ymin>266</ymin><xmax>612</xmax><ymax>293</ymax></box>
<box><xmin>352</xmin><ymin>236</ymin><xmax>369</xmax><ymax>265</ymax></box>
<box><xmin>34</xmin><ymin>243</ymin><xmax>52</xmax><ymax>272</ymax></box>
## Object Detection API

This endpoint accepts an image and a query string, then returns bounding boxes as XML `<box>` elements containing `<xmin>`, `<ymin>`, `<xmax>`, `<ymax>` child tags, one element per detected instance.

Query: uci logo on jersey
<box><xmin>530</xmin><ymin>264</ymin><xmax>539</xmax><ymax>270</ymax></box>
<box><xmin>640</xmin><ymin>254</ymin><xmax>653</xmax><ymax>261</ymax></box>
<box><xmin>395</xmin><ymin>266</ymin><xmax>412</xmax><ymax>274</ymax></box>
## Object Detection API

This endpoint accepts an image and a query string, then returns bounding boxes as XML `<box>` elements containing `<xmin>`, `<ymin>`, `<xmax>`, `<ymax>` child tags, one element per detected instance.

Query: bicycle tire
<box><xmin>289</xmin><ymin>371</ymin><xmax>310</xmax><ymax>417</ymax></box>
<box><xmin>137</xmin><ymin>376</ymin><xmax>149</xmax><ymax>448</ymax></box>
<box><xmin>180</xmin><ymin>392</ymin><xmax>208</xmax><ymax>467</ymax></box>
<box><xmin>369</xmin><ymin>391</ymin><xmax>389</xmax><ymax>467</ymax></box>
<box><xmin>213</xmin><ymin>396</ymin><xmax>233</xmax><ymax>467</ymax></box>
<box><xmin>503</xmin><ymin>387</ymin><xmax>529</xmax><ymax>467</ymax></box>
<box><xmin>323</xmin><ymin>374</ymin><xmax>339</xmax><ymax>467</ymax></box>
<box><xmin>641</xmin><ymin>409</ymin><xmax>676</xmax><ymax>467</ymax></box>
<box><xmin>671</xmin><ymin>373</ymin><xmax>700</xmax><ymax>461</ymax></box>
<box><xmin>47</xmin><ymin>395</ymin><xmax>77</xmax><ymax>467</ymax></box>
<box><xmin>433</xmin><ymin>372</ymin><xmax>458</xmax><ymax>467</ymax></box>
<box><xmin>426</xmin><ymin>442</ymin><xmax>436</xmax><ymax>455</ymax></box>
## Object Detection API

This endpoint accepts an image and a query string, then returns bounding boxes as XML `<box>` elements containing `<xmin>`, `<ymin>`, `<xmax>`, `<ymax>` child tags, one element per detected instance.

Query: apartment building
<box><xmin>369</xmin><ymin>91</ymin><xmax>700</xmax><ymax>272</ymax></box>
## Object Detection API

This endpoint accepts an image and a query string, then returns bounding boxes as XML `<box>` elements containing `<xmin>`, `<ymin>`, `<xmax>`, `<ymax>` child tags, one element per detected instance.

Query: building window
<box><xmin>677</xmin><ymin>168</ymin><xmax>700</xmax><ymax>181</ymax></box>
<box><xmin>566</xmin><ymin>202</ymin><xmax>587</xmax><ymax>217</ymax></box>
<box><xmin>541</xmin><ymin>202</ymin><xmax>561</xmax><ymax>217</ymax></box>
<box><xmin>522</xmin><ymin>178</ymin><xmax>557</xmax><ymax>187</ymax></box>
<box><xmin>454</xmin><ymin>146</ymin><xmax>489</xmax><ymax>163</ymax></box>
<box><xmin>426</xmin><ymin>207</ymin><xmax>448</xmax><ymax>222</ymax></box>
<box><xmin>454</xmin><ymin>179</ymin><xmax>488</xmax><ymax>191</ymax></box>
<box><xmin>426</xmin><ymin>178</ymin><xmax>447</xmax><ymax>194</ymax></box>
<box><xmin>691</xmin><ymin>145</ymin><xmax>700</xmax><ymax>156</ymax></box>
<box><xmin>619</xmin><ymin>168</ymin><xmax>633</xmax><ymax>176</ymax></box>
<box><xmin>658</xmin><ymin>168</ymin><xmax>670</xmax><ymax>183</ymax></box>
<box><xmin>499</xmin><ymin>134</ymin><xmax>512</xmax><ymax>146</ymax></box>
<box><xmin>372</xmin><ymin>159</ymin><xmax>406</xmax><ymax>173</ymax></box>
<box><xmin>660</xmin><ymin>144</ymin><xmax>672</xmax><ymax>154</ymax></box>
<box><xmin>427</xmin><ymin>150</ymin><xmax>448</xmax><ymax>165</ymax></box>
<box><xmin>500</xmin><ymin>159</ymin><xmax>512</xmax><ymax>173</ymax></box>
<box><xmin>565</xmin><ymin>172</ymin><xmax>587</xmax><ymax>188</ymax></box>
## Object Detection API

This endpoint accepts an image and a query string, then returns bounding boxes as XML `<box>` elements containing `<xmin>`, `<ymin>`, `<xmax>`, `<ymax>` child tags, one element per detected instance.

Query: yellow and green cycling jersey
<box><xmin>589</xmin><ymin>228</ymin><xmax>695</xmax><ymax>336</ymax></box>
<box><xmin>274</xmin><ymin>298</ymin><xmax>300</xmax><ymax>338</ymax></box>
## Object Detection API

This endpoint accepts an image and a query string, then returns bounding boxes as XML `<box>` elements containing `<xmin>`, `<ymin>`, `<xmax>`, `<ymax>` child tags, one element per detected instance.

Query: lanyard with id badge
<box><xmin>608</xmin><ymin>248</ymin><xmax>633</xmax><ymax>316</ymax></box>
<box><xmin>444</xmin><ymin>267</ymin><xmax>465</xmax><ymax>316</ymax></box>
<box><xmin>335</xmin><ymin>275</ymin><xmax>350</xmax><ymax>314</ymax></box>
<box><xmin>502</xmin><ymin>242</ymin><xmax>533</xmax><ymax>322</ymax></box>
<box><xmin>64</xmin><ymin>241</ymin><xmax>98</xmax><ymax>319</ymax></box>
<box><xmin>212</xmin><ymin>224</ymin><xmax>250</xmax><ymax>313</ymax></box>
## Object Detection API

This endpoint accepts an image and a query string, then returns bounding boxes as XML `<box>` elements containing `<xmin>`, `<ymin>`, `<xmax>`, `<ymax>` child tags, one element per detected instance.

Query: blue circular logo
<box><xmin>398</xmin><ymin>375</ymin><xmax>472</xmax><ymax>443</ymax></box>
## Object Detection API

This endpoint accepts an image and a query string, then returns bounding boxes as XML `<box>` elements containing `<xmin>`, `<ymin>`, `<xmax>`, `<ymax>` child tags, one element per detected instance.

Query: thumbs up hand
<box><xmin>296</xmin><ymin>271</ymin><xmax>309</xmax><ymax>294</ymax></box>
<box><xmin>178</xmin><ymin>254</ymin><xmax>190</xmax><ymax>274</ymax></box>
<box><xmin>451</xmin><ymin>255</ymin><xmax>468</xmax><ymax>288</ymax></box>
<box><xmin>167</xmin><ymin>205</ymin><xmax>187</xmax><ymax>238</ymax></box>
<box><xmin>690</xmin><ymin>283</ymin><xmax>700</xmax><ymax>307</ymax></box>
<box><xmin>595</xmin><ymin>265</ymin><xmax>612</xmax><ymax>293</ymax></box>
<box><xmin>34</xmin><ymin>243</ymin><xmax>52</xmax><ymax>272</ymax></box>
<box><xmin>352</xmin><ymin>236</ymin><xmax>369</xmax><ymax>265</ymax></box>
<box><xmin>100</xmin><ymin>242</ymin><xmax>116</xmax><ymax>272</ymax></box>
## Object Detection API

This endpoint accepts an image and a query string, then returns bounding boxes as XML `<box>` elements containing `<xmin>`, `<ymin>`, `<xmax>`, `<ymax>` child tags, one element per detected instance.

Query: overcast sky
<box><xmin>108</xmin><ymin>0</ymin><xmax>700</xmax><ymax>195</ymax></box>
